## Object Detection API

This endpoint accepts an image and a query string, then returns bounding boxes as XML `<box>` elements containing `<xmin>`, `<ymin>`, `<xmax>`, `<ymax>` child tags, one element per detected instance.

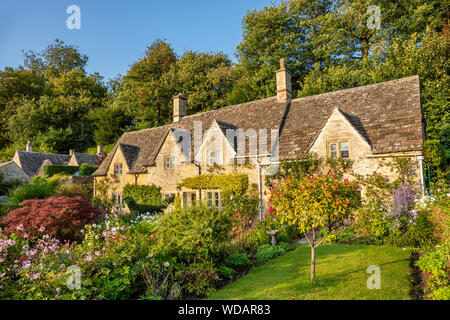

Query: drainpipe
<box><xmin>257</xmin><ymin>159</ymin><xmax>263</xmax><ymax>221</ymax></box>
<box><xmin>417</xmin><ymin>155</ymin><xmax>425</xmax><ymax>197</ymax></box>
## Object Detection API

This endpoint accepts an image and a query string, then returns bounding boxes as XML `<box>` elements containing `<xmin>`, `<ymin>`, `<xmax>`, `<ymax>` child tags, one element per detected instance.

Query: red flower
<box><xmin>20</xmin><ymin>256</ymin><xmax>25</xmax><ymax>260</ymax></box>
<box><xmin>346</xmin><ymin>199</ymin><xmax>350</xmax><ymax>204</ymax></box>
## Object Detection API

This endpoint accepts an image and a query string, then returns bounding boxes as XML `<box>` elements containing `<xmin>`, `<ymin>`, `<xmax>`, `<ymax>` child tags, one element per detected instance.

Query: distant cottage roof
<box><xmin>93</xmin><ymin>76</ymin><xmax>424</xmax><ymax>176</ymax></box>
<box><xmin>72</xmin><ymin>152</ymin><xmax>101</xmax><ymax>166</ymax></box>
<box><xmin>14</xmin><ymin>150</ymin><xmax>101</xmax><ymax>177</ymax></box>
<box><xmin>14</xmin><ymin>151</ymin><xmax>71</xmax><ymax>177</ymax></box>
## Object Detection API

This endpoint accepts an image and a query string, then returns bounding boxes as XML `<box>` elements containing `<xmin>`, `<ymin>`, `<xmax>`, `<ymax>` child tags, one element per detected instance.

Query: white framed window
<box><xmin>171</xmin><ymin>156</ymin><xmax>176</xmax><ymax>168</ymax></box>
<box><xmin>114</xmin><ymin>163</ymin><xmax>122</xmax><ymax>175</ymax></box>
<box><xmin>339</xmin><ymin>142</ymin><xmax>349</xmax><ymax>158</ymax></box>
<box><xmin>329</xmin><ymin>143</ymin><xmax>337</xmax><ymax>159</ymax></box>
<box><xmin>328</xmin><ymin>141</ymin><xmax>349</xmax><ymax>159</ymax></box>
<box><xmin>208</xmin><ymin>150</ymin><xmax>222</xmax><ymax>164</ymax></box>
<box><xmin>206</xmin><ymin>191</ymin><xmax>222</xmax><ymax>208</ymax></box>
<box><xmin>165</xmin><ymin>156</ymin><xmax>171</xmax><ymax>169</ymax></box>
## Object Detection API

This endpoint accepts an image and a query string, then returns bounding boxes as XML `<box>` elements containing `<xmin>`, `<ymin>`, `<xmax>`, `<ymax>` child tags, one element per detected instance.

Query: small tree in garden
<box><xmin>225</xmin><ymin>194</ymin><xmax>258</xmax><ymax>248</ymax></box>
<box><xmin>270</xmin><ymin>171</ymin><xmax>361</xmax><ymax>281</ymax></box>
<box><xmin>0</xmin><ymin>196</ymin><xmax>102</xmax><ymax>240</ymax></box>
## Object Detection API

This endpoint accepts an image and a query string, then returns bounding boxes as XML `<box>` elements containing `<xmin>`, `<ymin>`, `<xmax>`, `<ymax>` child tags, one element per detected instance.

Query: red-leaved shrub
<box><xmin>0</xmin><ymin>196</ymin><xmax>102</xmax><ymax>240</ymax></box>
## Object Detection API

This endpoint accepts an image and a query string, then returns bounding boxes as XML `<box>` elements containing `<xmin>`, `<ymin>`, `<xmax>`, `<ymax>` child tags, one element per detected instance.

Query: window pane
<box><xmin>171</xmin><ymin>156</ymin><xmax>175</xmax><ymax>168</ymax></box>
<box><xmin>340</xmin><ymin>142</ymin><xmax>349</xmax><ymax>158</ymax></box>
<box><xmin>214</xmin><ymin>192</ymin><xmax>219</xmax><ymax>207</ymax></box>
<box><xmin>207</xmin><ymin>192</ymin><xmax>212</xmax><ymax>207</ymax></box>
<box><xmin>165</xmin><ymin>157</ymin><xmax>170</xmax><ymax>168</ymax></box>
<box><xmin>329</xmin><ymin>144</ymin><xmax>337</xmax><ymax>158</ymax></box>
<box><xmin>209</xmin><ymin>151</ymin><xmax>215</xmax><ymax>164</ymax></box>
<box><xmin>216</xmin><ymin>150</ymin><xmax>222</xmax><ymax>164</ymax></box>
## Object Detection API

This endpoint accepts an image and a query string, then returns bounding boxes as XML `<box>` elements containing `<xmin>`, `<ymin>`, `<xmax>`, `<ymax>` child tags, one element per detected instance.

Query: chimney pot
<box><xmin>173</xmin><ymin>93</ymin><xmax>187</xmax><ymax>123</ymax></box>
<box><xmin>69</xmin><ymin>149</ymin><xmax>74</xmax><ymax>156</ymax></box>
<box><xmin>275</xmin><ymin>58</ymin><xmax>291</xmax><ymax>101</ymax></box>
<box><xmin>97</xmin><ymin>145</ymin><xmax>104</xmax><ymax>155</ymax></box>
<box><xmin>26</xmin><ymin>140</ymin><xmax>32</xmax><ymax>152</ymax></box>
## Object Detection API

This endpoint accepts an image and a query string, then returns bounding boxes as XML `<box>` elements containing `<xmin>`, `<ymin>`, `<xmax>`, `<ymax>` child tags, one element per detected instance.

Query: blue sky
<box><xmin>0</xmin><ymin>0</ymin><xmax>274</xmax><ymax>81</ymax></box>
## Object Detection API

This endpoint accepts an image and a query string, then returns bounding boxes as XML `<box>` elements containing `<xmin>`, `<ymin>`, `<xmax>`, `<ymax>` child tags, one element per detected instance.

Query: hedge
<box><xmin>122</xmin><ymin>184</ymin><xmax>162</xmax><ymax>206</ymax></box>
<box><xmin>124</xmin><ymin>197</ymin><xmax>166</xmax><ymax>214</ymax></box>
<box><xmin>79</xmin><ymin>163</ymin><xmax>98</xmax><ymax>176</ymax></box>
<box><xmin>178</xmin><ymin>174</ymin><xmax>248</xmax><ymax>198</ymax></box>
<box><xmin>43</xmin><ymin>165</ymin><xmax>79</xmax><ymax>177</ymax></box>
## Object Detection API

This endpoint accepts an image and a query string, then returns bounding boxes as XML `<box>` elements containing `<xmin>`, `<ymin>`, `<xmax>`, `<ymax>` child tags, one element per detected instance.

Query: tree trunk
<box><xmin>310</xmin><ymin>229</ymin><xmax>316</xmax><ymax>281</ymax></box>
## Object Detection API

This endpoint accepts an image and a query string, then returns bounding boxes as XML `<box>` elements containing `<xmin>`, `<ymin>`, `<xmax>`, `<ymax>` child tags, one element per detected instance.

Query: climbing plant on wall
<box><xmin>178</xmin><ymin>174</ymin><xmax>249</xmax><ymax>199</ymax></box>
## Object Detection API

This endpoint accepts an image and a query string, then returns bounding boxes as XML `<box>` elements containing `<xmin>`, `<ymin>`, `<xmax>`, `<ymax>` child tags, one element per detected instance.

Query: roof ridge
<box><xmin>292</xmin><ymin>75</ymin><xmax>419</xmax><ymax>102</ymax></box>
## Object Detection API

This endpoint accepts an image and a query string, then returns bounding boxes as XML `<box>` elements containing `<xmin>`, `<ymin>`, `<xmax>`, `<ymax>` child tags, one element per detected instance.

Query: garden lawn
<box><xmin>209</xmin><ymin>244</ymin><xmax>411</xmax><ymax>300</ymax></box>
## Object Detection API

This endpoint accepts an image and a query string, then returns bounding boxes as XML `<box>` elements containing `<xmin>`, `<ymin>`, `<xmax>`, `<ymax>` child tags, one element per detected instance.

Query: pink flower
<box><xmin>39</xmin><ymin>226</ymin><xmax>45</xmax><ymax>232</ymax></box>
<box><xmin>16</xmin><ymin>224</ymin><xmax>24</xmax><ymax>231</ymax></box>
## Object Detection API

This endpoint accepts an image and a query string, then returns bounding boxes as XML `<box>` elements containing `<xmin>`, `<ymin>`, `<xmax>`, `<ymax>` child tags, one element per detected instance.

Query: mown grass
<box><xmin>209</xmin><ymin>244</ymin><xmax>411</xmax><ymax>300</ymax></box>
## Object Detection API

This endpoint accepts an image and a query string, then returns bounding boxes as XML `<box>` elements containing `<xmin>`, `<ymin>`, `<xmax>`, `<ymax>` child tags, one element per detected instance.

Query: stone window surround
<box><xmin>164</xmin><ymin>155</ymin><xmax>176</xmax><ymax>169</ymax></box>
<box><xmin>327</xmin><ymin>140</ymin><xmax>350</xmax><ymax>159</ymax></box>
<box><xmin>114</xmin><ymin>163</ymin><xmax>123</xmax><ymax>175</ymax></box>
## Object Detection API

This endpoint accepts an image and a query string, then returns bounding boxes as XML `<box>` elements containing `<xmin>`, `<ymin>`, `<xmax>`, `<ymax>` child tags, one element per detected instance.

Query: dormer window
<box><xmin>165</xmin><ymin>156</ymin><xmax>175</xmax><ymax>169</ymax></box>
<box><xmin>114</xmin><ymin>163</ymin><xmax>122</xmax><ymax>175</ymax></box>
<box><xmin>328</xmin><ymin>141</ymin><xmax>349</xmax><ymax>159</ymax></box>
<box><xmin>208</xmin><ymin>150</ymin><xmax>222</xmax><ymax>165</ymax></box>
<box><xmin>339</xmin><ymin>142</ymin><xmax>349</xmax><ymax>158</ymax></box>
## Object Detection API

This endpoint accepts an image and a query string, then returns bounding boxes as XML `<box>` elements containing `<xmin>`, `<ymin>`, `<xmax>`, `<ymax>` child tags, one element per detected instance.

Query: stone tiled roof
<box><xmin>93</xmin><ymin>76</ymin><xmax>424</xmax><ymax>176</ymax></box>
<box><xmin>72</xmin><ymin>152</ymin><xmax>101</xmax><ymax>166</ymax></box>
<box><xmin>14</xmin><ymin>151</ymin><xmax>71</xmax><ymax>177</ymax></box>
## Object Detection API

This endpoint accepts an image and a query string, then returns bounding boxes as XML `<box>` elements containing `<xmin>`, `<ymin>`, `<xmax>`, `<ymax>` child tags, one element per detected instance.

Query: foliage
<box><xmin>79</xmin><ymin>163</ymin><xmax>98</xmax><ymax>177</ymax></box>
<box><xmin>270</xmin><ymin>171</ymin><xmax>361</xmax><ymax>280</ymax></box>
<box><xmin>0</xmin><ymin>196</ymin><xmax>102</xmax><ymax>240</ymax></box>
<box><xmin>175</xmin><ymin>261</ymin><xmax>219</xmax><ymax>297</ymax></box>
<box><xmin>43</xmin><ymin>165</ymin><xmax>79</xmax><ymax>177</ymax></box>
<box><xmin>122</xmin><ymin>183</ymin><xmax>162</xmax><ymax>206</ymax></box>
<box><xmin>424</xmin><ymin>139</ymin><xmax>447</xmax><ymax>179</ymax></box>
<box><xmin>179</xmin><ymin>174</ymin><xmax>249</xmax><ymax>199</ymax></box>
<box><xmin>7</xmin><ymin>177</ymin><xmax>59</xmax><ymax>209</ymax></box>
<box><xmin>225</xmin><ymin>253</ymin><xmax>251</xmax><ymax>269</ymax></box>
<box><xmin>123</xmin><ymin>197</ymin><xmax>166</xmax><ymax>215</ymax></box>
<box><xmin>225</xmin><ymin>194</ymin><xmax>258</xmax><ymax>248</ymax></box>
<box><xmin>217</xmin><ymin>266</ymin><xmax>235</xmax><ymax>281</ymax></box>
<box><xmin>255</xmin><ymin>242</ymin><xmax>291</xmax><ymax>262</ymax></box>
<box><xmin>155</xmin><ymin>204</ymin><xmax>232</xmax><ymax>263</ymax></box>
<box><xmin>55</xmin><ymin>183</ymin><xmax>92</xmax><ymax>201</ymax></box>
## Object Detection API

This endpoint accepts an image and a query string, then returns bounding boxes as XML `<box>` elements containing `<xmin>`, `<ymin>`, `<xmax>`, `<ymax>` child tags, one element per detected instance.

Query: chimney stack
<box><xmin>69</xmin><ymin>149</ymin><xmax>74</xmax><ymax>156</ymax></box>
<box><xmin>97</xmin><ymin>145</ymin><xmax>104</xmax><ymax>155</ymax></box>
<box><xmin>26</xmin><ymin>140</ymin><xmax>32</xmax><ymax>152</ymax></box>
<box><xmin>275</xmin><ymin>59</ymin><xmax>291</xmax><ymax>101</ymax></box>
<box><xmin>173</xmin><ymin>93</ymin><xmax>187</xmax><ymax>123</ymax></box>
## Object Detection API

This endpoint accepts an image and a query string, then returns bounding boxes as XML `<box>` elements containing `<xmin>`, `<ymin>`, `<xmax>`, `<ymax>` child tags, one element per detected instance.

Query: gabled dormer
<box><xmin>308</xmin><ymin>107</ymin><xmax>372</xmax><ymax>160</ymax></box>
<box><xmin>194</xmin><ymin>119</ymin><xmax>237</xmax><ymax>165</ymax></box>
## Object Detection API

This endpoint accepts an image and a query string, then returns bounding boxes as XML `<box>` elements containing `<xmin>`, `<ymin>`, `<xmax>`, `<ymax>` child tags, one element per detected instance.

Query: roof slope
<box><xmin>93</xmin><ymin>76</ymin><xmax>423</xmax><ymax>176</ymax></box>
<box><xmin>72</xmin><ymin>152</ymin><xmax>101</xmax><ymax>166</ymax></box>
<box><xmin>15</xmin><ymin>151</ymin><xmax>71</xmax><ymax>176</ymax></box>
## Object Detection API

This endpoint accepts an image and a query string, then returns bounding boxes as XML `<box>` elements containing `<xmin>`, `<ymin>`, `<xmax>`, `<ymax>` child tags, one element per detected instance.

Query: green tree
<box><xmin>270</xmin><ymin>172</ymin><xmax>361</xmax><ymax>281</ymax></box>
<box><xmin>116</xmin><ymin>39</ymin><xmax>176</xmax><ymax>128</ymax></box>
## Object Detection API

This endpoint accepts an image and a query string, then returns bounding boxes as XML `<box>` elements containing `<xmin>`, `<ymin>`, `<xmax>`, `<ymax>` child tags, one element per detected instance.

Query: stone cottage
<box><xmin>93</xmin><ymin>60</ymin><xmax>425</xmax><ymax>215</ymax></box>
<box><xmin>12</xmin><ymin>141</ymin><xmax>103</xmax><ymax>177</ymax></box>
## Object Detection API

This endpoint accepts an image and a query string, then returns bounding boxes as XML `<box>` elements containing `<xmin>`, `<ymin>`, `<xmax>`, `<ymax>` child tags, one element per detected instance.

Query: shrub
<box><xmin>124</xmin><ymin>197</ymin><xmax>166</xmax><ymax>215</ymax></box>
<box><xmin>7</xmin><ymin>177</ymin><xmax>59</xmax><ymax>208</ymax></box>
<box><xmin>176</xmin><ymin>262</ymin><xmax>219</xmax><ymax>297</ymax></box>
<box><xmin>217</xmin><ymin>266</ymin><xmax>235</xmax><ymax>280</ymax></box>
<box><xmin>123</xmin><ymin>184</ymin><xmax>162</xmax><ymax>206</ymax></box>
<box><xmin>156</xmin><ymin>204</ymin><xmax>232</xmax><ymax>263</ymax></box>
<box><xmin>55</xmin><ymin>183</ymin><xmax>92</xmax><ymax>201</ymax></box>
<box><xmin>79</xmin><ymin>163</ymin><xmax>98</xmax><ymax>176</ymax></box>
<box><xmin>423</xmin><ymin>139</ymin><xmax>446</xmax><ymax>179</ymax></box>
<box><xmin>255</xmin><ymin>243</ymin><xmax>288</xmax><ymax>262</ymax></box>
<box><xmin>43</xmin><ymin>165</ymin><xmax>79</xmax><ymax>177</ymax></box>
<box><xmin>225</xmin><ymin>253</ymin><xmax>251</xmax><ymax>268</ymax></box>
<box><xmin>0</xmin><ymin>196</ymin><xmax>102</xmax><ymax>240</ymax></box>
